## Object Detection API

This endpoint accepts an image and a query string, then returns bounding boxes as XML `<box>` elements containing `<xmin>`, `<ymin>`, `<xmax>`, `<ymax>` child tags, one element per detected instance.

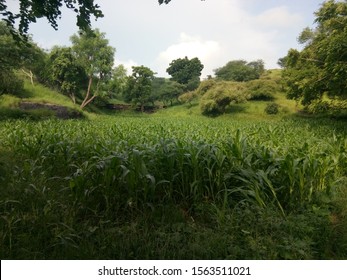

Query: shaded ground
<box><xmin>19</xmin><ymin>102</ymin><xmax>83</xmax><ymax>119</ymax></box>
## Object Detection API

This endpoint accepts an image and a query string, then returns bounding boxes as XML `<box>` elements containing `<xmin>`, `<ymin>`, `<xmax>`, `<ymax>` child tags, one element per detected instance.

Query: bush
<box><xmin>178</xmin><ymin>91</ymin><xmax>197</xmax><ymax>105</ymax></box>
<box><xmin>265</xmin><ymin>103</ymin><xmax>279</xmax><ymax>115</ymax></box>
<box><xmin>306</xmin><ymin>100</ymin><xmax>347</xmax><ymax>117</ymax></box>
<box><xmin>200</xmin><ymin>81</ymin><xmax>248</xmax><ymax>115</ymax></box>
<box><xmin>0</xmin><ymin>71</ymin><xmax>24</xmax><ymax>95</ymax></box>
<box><xmin>195</xmin><ymin>79</ymin><xmax>216</xmax><ymax>96</ymax></box>
<box><xmin>245</xmin><ymin>79</ymin><xmax>278</xmax><ymax>101</ymax></box>
<box><xmin>200</xmin><ymin>99</ymin><xmax>220</xmax><ymax>115</ymax></box>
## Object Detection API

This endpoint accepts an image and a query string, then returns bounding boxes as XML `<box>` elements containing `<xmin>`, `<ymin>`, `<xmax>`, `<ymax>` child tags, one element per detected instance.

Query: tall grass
<box><xmin>0</xmin><ymin>116</ymin><xmax>346</xmax><ymax>259</ymax></box>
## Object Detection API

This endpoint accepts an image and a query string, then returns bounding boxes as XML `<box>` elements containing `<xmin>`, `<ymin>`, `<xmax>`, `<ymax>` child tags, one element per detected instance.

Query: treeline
<box><xmin>0</xmin><ymin>23</ymin><xmax>205</xmax><ymax>111</ymax></box>
<box><xmin>0</xmin><ymin>20</ymin><xmax>274</xmax><ymax>114</ymax></box>
<box><xmin>1</xmin><ymin>0</ymin><xmax>346</xmax><ymax>116</ymax></box>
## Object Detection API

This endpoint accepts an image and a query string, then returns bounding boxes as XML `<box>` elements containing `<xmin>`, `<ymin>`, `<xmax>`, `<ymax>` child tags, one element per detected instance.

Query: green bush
<box><xmin>0</xmin><ymin>71</ymin><xmax>24</xmax><ymax>95</ymax></box>
<box><xmin>306</xmin><ymin>100</ymin><xmax>347</xmax><ymax>117</ymax></box>
<box><xmin>245</xmin><ymin>79</ymin><xmax>278</xmax><ymax>101</ymax></box>
<box><xmin>200</xmin><ymin>81</ymin><xmax>248</xmax><ymax>115</ymax></box>
<box><xmin>178</xmin><ymin>91</ymin><xmax>198</xmax><ymax>105</ymax></box>
<box><xmin>265</xmin><ymin>102</ymin><xmax>279</xmax><ymax>114</ymax></box>
<box><xmin>195</xmin><ymin>79</ymin><xmax>216</xmax><ymax>96</ymax></box>
<box><xmin>200</xmin><ymin>99</ymin><xmax>220</xmax><ymax>115</ymax></box>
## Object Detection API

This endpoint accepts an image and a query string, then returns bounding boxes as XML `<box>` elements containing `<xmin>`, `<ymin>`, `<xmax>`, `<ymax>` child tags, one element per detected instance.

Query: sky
<box><xmin>5</xmin><ymin>0</ymin><xmax>324</xmax><ymax>78</ymax></box>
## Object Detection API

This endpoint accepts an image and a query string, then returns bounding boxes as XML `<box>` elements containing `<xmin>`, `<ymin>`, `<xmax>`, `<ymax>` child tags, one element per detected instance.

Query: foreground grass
<box><xmin>0</xmin><ymin>115</ymin><xmax>346</xmax><ymax>259</ymax></box>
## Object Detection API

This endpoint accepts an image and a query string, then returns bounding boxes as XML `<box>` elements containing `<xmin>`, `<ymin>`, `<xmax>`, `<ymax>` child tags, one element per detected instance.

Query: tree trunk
<box><xmin>80</xmin><ymin>76</ymin><xmax>94</xmax><ymax>109</ymax></box>
<box><xmin>69</xmin><ymin>93</ymin><xmax>76</xmax><ymax>104</ymax></box>
<box><xmin>21</xmin><ymin>69</ymin><xmax>34</xmax><ymax>85</ymax></box>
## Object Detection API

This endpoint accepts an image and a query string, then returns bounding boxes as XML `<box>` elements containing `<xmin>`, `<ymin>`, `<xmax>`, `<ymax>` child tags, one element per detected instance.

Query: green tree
<box><xmin>166</xmin><ymin>56</ymin><xmax>204</xmax><ymax>90</ymax></box>
<box><xmin>214</xmin><ymin>59</ymin><xmax>265</xmax><ymax>82</ymax></box>
<box><xmin>125</xmin><ymin>66</ymin><xmax>155</xmax><ymax>112</ymax></box>
<box><xmin>0</xmin><ymin>22</ymin><xmax>22</xmax><ymax>71</ymax></box>
<box><xmin>107</xmin><ymin>65</ymin><xmax>128</xmax><ymax>100</ymax></box>
<box><xmin>46</xmin><ymin>46</ymin><xmax>87</xmax><ymax>104</ymax></box>
<box><xmin>152</xmin><ymin>77</ymin><xmax>184</xmax><ymax>106</ymax></box>
<box><xmin>0</xmin><ymin>21</ymin><xmax>45</xmax><ymax>94</ymax></box>
<box><xmin>282</xmin><ymin>0</ymin><xmax>347</xmax><ymax>106</ymax></box>
<box><xmin>0</xmin><ymin>0</ymin><xmax>103</xmax><ymax>36</ymax></box>
<box><xmin>70</xmin><ymin>29</ymin><xmax>115</xmax><ymax>109</ymax></box>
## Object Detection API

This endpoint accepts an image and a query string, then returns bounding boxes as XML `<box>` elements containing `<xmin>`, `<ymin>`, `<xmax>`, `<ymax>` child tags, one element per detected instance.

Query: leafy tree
<box><xmin>0</xmin><ymin>0</ymin><xmax>103</xmax><ymax>36</ymax></box>
<box><xmin>70</xmin><ymin>29</ymin><xmax>115</xmax><ymax>109</ymax></box>
<box><xmin>166</xmin><ymin>56</ymin><xmax>204</xmax><ymax>90</ymax></box>
<box><xmin>125</xmin><ymin>66</ymin><xmax>155</xmax><ymax>112</ymax></box>
<box><xmin>0</xmin><ymin>21</ymin><xmax>45</xmax><ymax>94</ymax></box>
<box><xmin>0</xmin><ymin>22</ymin><xmax>22</xmax><ymax>72</ymax></box>
<box><xmin>107</xmin><ymin>65</ymin><xmax>128</xmax><ymax>100</ymax></box>
<box><xmin>46</xmin><ymin>46</ymin><xmax>87</xmax><ymax>104</ymax></box>
<box><xmin>214</xmin><ymin>59</ymin><xmax>265</xmax><ymax>82</ymax></box>
<box><xmin>282</xmin><ymin>0</ymin><xmax>347</xmax><ymax>106</ymax></box>
<box><xmin>151</xmin><ymin>77</ymin><xmax>184</xmax><ymax>106</ymax></box>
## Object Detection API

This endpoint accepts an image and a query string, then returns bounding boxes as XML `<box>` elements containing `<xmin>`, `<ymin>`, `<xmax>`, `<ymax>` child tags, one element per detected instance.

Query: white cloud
<box><xmin>155</xmin><ymin>33</ymin><xmax>221</xmax><ymax>78</ymax></box>
<box><xmin>114</xmin><ymin>59</ymin><xmax>139</xmax><ymax>75</ymax></box>
<box><xmin>255</xmin><ymin>6</ymin><xmax>303</xmax><ymax>28</ymax></box>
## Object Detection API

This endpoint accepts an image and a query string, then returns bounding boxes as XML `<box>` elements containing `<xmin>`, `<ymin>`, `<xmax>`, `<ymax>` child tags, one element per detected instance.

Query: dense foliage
<box><xmin>200</xmin><ymin>81</ymin><xmax>248</xmax><ymax>115</ymax></box>
<box><xmin>282</xmin><ymin>0</ymin><xmax>347</xmax><ymax>108</ymax></box>
<box><xmin>151</xmin><ymin>77</ymin><xmax>185</xmax><ymax>106</ymax></box>
<box><xmin>214</xmin><ymin>60</ymin><xmax>265</xmax><ymax>82</ymax></box>
<box><xmin>0</xmin><ymin>21</ymin><xmax>45</xmax><ymax>94</ymax></box>
<box><xmin>45</xmin><ymin>46</ymin><xmax>87</xmax><ymax>104</ymax></box>
<box><xmin>124</xmin><ymin>66</ymin><xmax>155</xmax><ymax>111</ymax></box>
<box><xmin>166</xmin><ymin>56</ymin><xmax>204</xmax><ymax>91</ymax></box>
<box><xmin>0</xmin><ymin>0</ymin><xmax>103</xmax><ymax>35</ymax></box>
<box><xmin>194</xmin><ymin>72</ymin><xmax>283</xmax><ymax>116</ymax></box>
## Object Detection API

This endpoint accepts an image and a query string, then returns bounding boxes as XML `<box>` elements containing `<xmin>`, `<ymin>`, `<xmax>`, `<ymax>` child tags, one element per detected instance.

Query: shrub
<box><xmin>200</xmin><ymin>81</ymin><xmax>248</xmax><ymax>115</ymax></box>
<box><xmin>0</xmin><ymin>71</ymin><xmax>24</xmax><ymax>95</ymax></box>
<box><xmin>265</xmin><ymin>102</ymin><xmax>279</xmax><ymax>114</ymax></box>
<box><xmin>178</xmin><ymin>91</ymin><xmax>198</xmax><ymax>106</ymax></box>
<box><xmin>200</xmin><ymin>99</ymin><xmax>220</xmax><ymax>115</ymax></box>
<box><xmin>245</xmin><ymin>79</ymin><xmax>278</xmax><ymax>101</ymax></box>
<box><xmin>195</xmin><ymin>79</ymin><xmax>216</xmax><ymax>96</ymax></box>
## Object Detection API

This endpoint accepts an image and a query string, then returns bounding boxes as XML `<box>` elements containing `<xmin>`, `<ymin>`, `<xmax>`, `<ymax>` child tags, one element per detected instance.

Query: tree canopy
<box><xmin>214</xmin><ymin>60</ymin><xmax>265</xmax><ymax>82</ymax></box>
<box><xmin>282</xmin><ymin>0</ymin><xmax>347</xmax><ymax>106</ymax></box>
<box><xmin>125</xmin><ymin>66</ymin><xmax>155</xmax><ymax>112</ymax></box>
<box><xmin>70</xmin><ymin>29</ymin><xmax>115</xmax><ymax>109</ymax></box>
<box><xmin>0</xmin><ymin>0</ymin><xmax>175</xmax><ymax>36</ymax></box>
<box><xmin>0</xmin><ymin>0</ymin><xmax>103</xmax><ymax>36</ymax></box>
<box><xmin>166</xmin><ymin>56</ymin><xmax>204</xmax><ymax>90</ymax></box>
<box><xmin>0</xmin><ymin>21</ymin><xmax>46</xmax><ymax>94</ymax></box>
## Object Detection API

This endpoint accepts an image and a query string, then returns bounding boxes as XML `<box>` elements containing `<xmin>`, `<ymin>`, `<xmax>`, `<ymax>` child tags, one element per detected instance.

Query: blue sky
<box><xmin>5</xmin><ymin>0</ymin><xmax>324</xmax><ymax>78</ymax></box>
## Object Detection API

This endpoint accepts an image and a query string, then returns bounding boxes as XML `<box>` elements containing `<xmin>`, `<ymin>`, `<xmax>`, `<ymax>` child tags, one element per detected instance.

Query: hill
<box><xmin>0</xmin><ymin>80</ymin><xmax>85</xmax><ymax>120</ymax></box>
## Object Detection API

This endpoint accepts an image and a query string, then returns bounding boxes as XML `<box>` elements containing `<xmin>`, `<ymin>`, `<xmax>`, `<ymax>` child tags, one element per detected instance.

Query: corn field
<box><xmin>0</xmin><ymin>116</ymin><xmax>346</xmax><ymax>259</ymax></box>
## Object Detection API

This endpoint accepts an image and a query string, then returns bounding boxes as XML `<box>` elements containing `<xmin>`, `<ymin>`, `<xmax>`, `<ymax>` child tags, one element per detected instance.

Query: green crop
<box><xmin>0</xmin><ymin>116</ymin><xmax>346</xmax><ymax>259</ymax></box>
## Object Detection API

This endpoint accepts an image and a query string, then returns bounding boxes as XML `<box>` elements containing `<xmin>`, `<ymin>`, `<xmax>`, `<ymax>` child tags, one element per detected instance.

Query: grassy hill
<box><xmin>0</xmin><ymin>80</ymin><xmax>86</xmax><ymax>120</ymax></box>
